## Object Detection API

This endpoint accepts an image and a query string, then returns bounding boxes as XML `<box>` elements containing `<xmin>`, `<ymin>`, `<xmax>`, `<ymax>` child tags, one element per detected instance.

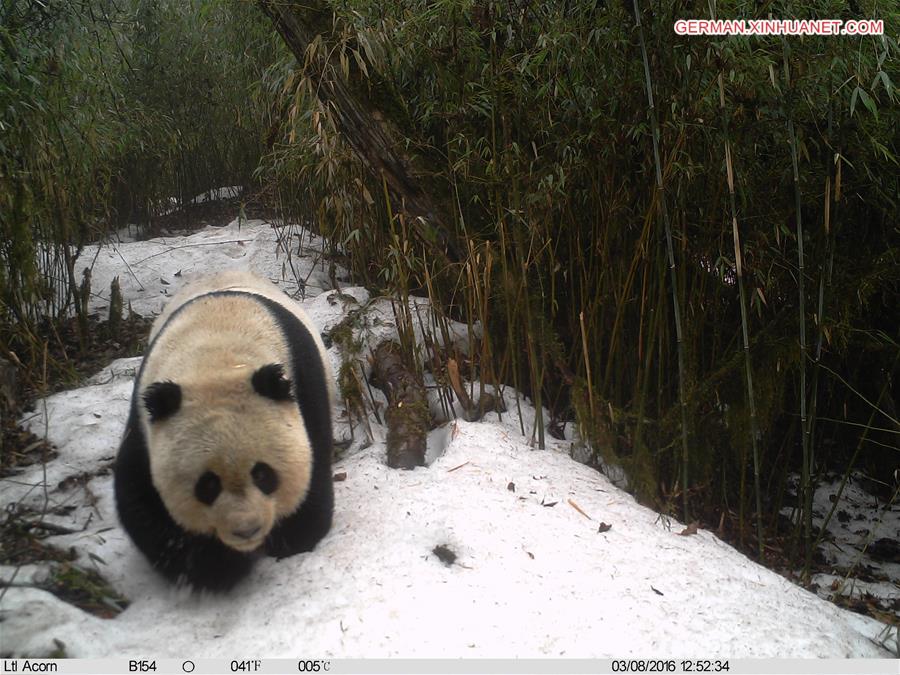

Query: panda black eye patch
<box><xmin>251</xmin><ymin>363</ymin><xmax>294</xmax><ymax>401</ymax></box>
<box><xmin>143</xmin><ymin>381</ymin><xmax>182</xmax><ymax>421</ymax></box>
<box><xmin>194</xmin><ymin>471</ymin><xmax>221</xmax><ymax>505</ymax></box>
<box><xmin>251</xmin><ymin>462</ymin><xmax>279</xmax><ymax>495</ymax></box>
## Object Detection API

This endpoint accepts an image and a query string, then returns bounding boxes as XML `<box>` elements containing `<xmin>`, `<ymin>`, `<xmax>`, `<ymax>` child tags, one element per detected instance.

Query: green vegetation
<box><xmin>1</xmin><ymin>0</ymin><xmax>275</xmax><ymax>373</ymax></box>
<box><xmin>2</xmin><ymin>0</ymin><xmax>897</xmax><ymax>576</ymax></box>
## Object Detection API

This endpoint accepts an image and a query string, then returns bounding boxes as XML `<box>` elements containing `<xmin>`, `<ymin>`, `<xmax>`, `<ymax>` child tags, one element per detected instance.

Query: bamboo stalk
<box><xmin>632</xmin><ymin>0</ymin><xmax>691</xmax><ymax>519</ymax></box>
<box><xmin>805</xmin><ymin>107</ymin><xmax>838</xmax><ymax>548</ymax></box>
<box><xmin>580</xmin><ymin>311</ymin><xmax>596</xmax><ymax>423</ymax></box>
<box><xmin>781</xmin><ymin>39</ymin><xmax>811</xmax><ymax>578</ymax></box>
<box><xmin>715</xmin><ymin>58</ymin><xmax>764</xmax><ymax>558</ymax></box>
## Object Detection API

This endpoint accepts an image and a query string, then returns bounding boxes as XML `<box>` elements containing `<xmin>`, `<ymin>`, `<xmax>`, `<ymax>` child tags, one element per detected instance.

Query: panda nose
<box><xmin>231</xmin><ymin>524</ymin><xmax>262</xmax><ymax>540</ymax></box>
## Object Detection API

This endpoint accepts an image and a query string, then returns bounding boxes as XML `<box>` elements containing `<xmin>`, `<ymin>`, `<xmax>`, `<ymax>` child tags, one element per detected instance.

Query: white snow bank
<box><xmin>1</xmin><ymin>415</ymin><xmax>892</xmax><ymax>658</ymax></box>
<box><xmin>75</xmin><ymin>219</ymin><xmax>340</xmax><ymax>318</ymax></box>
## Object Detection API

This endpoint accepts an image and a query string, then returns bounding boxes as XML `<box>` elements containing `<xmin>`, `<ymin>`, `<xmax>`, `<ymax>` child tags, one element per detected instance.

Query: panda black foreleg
<box><xmin>164</xmin><ymin>532</ymin><xmax>257</xmax><ymax>591</ymax></box>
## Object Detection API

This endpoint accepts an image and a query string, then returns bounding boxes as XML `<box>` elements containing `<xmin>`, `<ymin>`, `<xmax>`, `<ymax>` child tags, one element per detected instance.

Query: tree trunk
<box><xmin>371</xmin><ymin>341</ymin><xmax>428</xmax><ymax>469</ymax></box>
<box><xmin>256</xmin><ymin>0</ymin><xmax>461</xmax><ymax>261</ymax></box>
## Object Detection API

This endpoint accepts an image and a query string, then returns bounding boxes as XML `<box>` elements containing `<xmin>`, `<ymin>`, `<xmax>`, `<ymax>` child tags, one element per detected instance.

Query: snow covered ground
<box><xmin>0</xmin><ymin>217</ymin><xmax>896</xmax><ymax>659</ymax></box>
<box><xmin>782</xmin><ymin>475</ymin><xmax>899</xmax><ymax>616</ymax></box>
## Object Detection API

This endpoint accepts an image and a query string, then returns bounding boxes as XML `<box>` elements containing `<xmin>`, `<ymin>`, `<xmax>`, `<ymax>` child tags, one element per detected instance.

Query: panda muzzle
<box><xmin>231</xmin><ymin>524</ymin><xmax>262</xmax><ymax>541</ymax></box>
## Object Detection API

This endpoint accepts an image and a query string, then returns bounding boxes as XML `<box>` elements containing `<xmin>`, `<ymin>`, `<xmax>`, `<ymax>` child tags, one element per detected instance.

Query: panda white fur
<box><xmin>114</xmin><ymin>271</ymin><xmax>334</xmax><ymax>591</ymax></box>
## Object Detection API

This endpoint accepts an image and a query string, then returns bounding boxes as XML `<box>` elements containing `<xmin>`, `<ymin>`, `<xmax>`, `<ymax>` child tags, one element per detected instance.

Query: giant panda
<box><xmin>114</xmin><ymin>270</ymin><xmax>334</xmax><ymax>591</ymax></box>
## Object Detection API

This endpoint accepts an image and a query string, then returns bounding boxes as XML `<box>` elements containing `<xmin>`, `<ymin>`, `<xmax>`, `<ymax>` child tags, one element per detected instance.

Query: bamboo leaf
<box><xmin>850</xmin><ymin>86</ymin><xmax>860</xmax><ymax>117</ymax></box>
<box><xmin>857</xmin><ymin>87</ymin><xmax>878</xmax><ymax>118</ymax></box>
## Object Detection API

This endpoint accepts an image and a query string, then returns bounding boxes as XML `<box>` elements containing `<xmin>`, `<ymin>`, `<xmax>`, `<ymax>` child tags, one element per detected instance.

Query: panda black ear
<box><xmin>143</xmin><ymin>381</ymin><xmax>182</xmax><ymax>421</ymax></box>
<box><xmin>252</xmin><ymin>363</ymin><xmax>294</xmax><ymax>401</ymax></box>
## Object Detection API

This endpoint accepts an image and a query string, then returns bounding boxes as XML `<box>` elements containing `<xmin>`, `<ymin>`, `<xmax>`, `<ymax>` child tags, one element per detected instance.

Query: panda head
<box><xmin>141</xmin><ymin>363</ymin><xmax>311</xmax><ymax>553</ymax></box>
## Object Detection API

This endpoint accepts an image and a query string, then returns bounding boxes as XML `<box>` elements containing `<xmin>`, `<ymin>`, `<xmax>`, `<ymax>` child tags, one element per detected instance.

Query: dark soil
<box><xmin>0</xmin><ymin>507</ymin><xmax>128</xmax><ymax>619</ymax></box>
<box><xmin>0</xmin><ymin>308</ymin><xmax>146</xmax><ymax>621</ymax></box>
<box><xmin>1</xmin><ymin>311</ymin><xmax>151</xmax><ymax>478</ymax></box>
